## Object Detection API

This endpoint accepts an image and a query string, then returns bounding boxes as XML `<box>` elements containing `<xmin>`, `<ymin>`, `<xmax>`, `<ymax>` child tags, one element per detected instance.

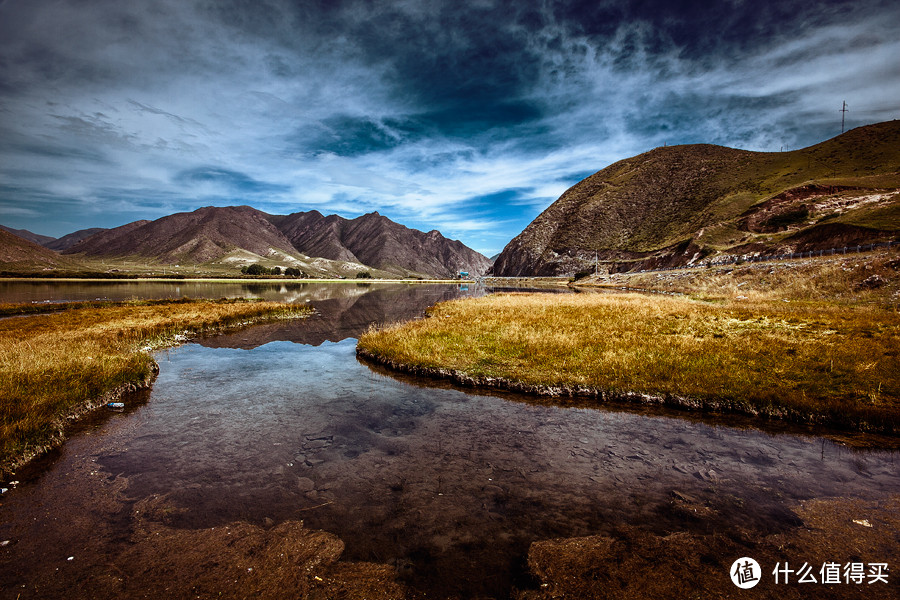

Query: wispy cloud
<box><xmin>1</xmin><ymin>0</ymin><xmax>897</xmax><ymax>254</ymax></box>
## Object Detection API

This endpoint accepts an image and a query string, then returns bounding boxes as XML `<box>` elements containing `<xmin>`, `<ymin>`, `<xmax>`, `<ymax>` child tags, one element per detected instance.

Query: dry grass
<box><xmin>0</xmin><ymin>299</ymin><xmax>310</xmax><ymax>472</ymax></box>
<box><xmin>591</xmin><ymin>250</ymin><xmax>900</xmax><ymax>305</ymax></box>
<box><xmin>358</xmin><ymin>293</ymin><xmax>900</xmax><ymax>433</ymax></box>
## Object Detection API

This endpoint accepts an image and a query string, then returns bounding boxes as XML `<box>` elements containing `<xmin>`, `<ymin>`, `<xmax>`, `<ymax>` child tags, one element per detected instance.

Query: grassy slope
<box><xmin>621</xmin><ymin>121</ymin><xmax>900</xmax><ymax>253</ymax></box>
<box><xmin>583</xmin><ymin>248</ymin><xmax>900</xmax><ymax>303</ymax></box>
<box><xmin>496</xmin><ymin>121</ymin><xmax>900</xmax><ymax>275</ymax></box>
<box><xmin>0</xmin><ymin>298</ymin><xmax>311</xmax><ymax>474</ymax></box>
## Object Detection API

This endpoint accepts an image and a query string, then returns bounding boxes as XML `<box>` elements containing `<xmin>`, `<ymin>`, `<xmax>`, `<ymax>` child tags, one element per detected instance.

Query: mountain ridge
<box><xmin>491</xmin><ymin>121</ymin><xmax>900</xmax><ymax>276</ymax></box>
<box><xmin>50</xmin><ymin>206</ymin><xmax>489</xmax><ymax>278</ymax></box>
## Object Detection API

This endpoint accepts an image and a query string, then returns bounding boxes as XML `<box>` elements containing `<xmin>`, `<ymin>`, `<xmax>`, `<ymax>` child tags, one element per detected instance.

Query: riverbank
<box><xmin>573</xmin><ymin>247</ymin><xmax>900</xmax><ymax>305</ymax></box>
<box><xmin>0</xmin><ymin>298</ymin><xmax>311</xmax><ymax>476</ymax></box>
<box><xmin>357</xmin><ymin>292</ymin><xmax>899</xmax><ymax>436</ymax></box>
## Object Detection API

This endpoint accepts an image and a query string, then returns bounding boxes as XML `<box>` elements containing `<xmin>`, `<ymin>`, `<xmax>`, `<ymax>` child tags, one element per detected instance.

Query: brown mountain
<box><xmin>491</xmin><ymin>121</ymin><xmax>900</xmax><ymax>276</ymax></box>
<box><xmin>45</xmin><ymin>227</ymin><xmax>108</xmax><ymax>251</ymax></box>
<box><xmin>268</xmin><ymin>211</ymin><xmax>491</xmax><ymax>278</ymax></box>
<box><xmin>0</xmin><ymin>225</ymin><xmax>55</xmax><ymax>247</ymax></box>
<box><xmin>0</xmin><ymin>228</ymin><xmax>75</xmax><ymax>270</ymax></box>
<box><xmin>61</xmin><ymin>206</ymin><xmax>490</xmax><ymax>278</ymax></box>
<box><xmin>64</xmin><ymin>206</ymin><xmax>298</xmax><ymax>264</ymax></box>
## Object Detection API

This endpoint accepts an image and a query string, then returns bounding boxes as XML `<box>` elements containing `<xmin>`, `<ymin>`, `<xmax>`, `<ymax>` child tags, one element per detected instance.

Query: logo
<box><xmin>731</xmin><ymin>557</ymin><xmax>761</xmax><ymax>589</ymax></box>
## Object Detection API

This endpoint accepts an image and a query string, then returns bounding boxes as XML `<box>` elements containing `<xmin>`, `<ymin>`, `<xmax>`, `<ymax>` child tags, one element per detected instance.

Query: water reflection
<box><xmin>1</xmin><ymin>282</ymin><xmax>898</xmax><ymax>599</ymax></box>
<box><xmin>201</xmin><ymin>283</ymin><xmax>479</xmax><ymax>347</ymax></box>
<box><xmin>92</xmin><ymin>285</ymin><xmax>900</xmax><ymax>598</ymax></box>
<box><xmin>0</xmin><ymin>279</ymin><xmax>477</xmax><ymax>305</ymax></box>
<box><xmin>99</xmin><ymin>338</ymin><xmax>900</xmax><ymax>597</ymax></box>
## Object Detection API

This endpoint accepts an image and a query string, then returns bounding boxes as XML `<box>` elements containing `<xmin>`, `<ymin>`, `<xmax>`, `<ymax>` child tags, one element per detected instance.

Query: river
<box><xmin>0</xmin><ymin>281</ymin><xmax>898</xmax><ymax>598</ymax></box>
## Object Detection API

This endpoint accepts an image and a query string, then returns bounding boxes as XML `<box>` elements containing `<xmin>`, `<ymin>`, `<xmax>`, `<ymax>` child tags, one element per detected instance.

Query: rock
<box><xmin>857</xmin><ymin>274</ymin><xmax>886</xmax><ymax>289</ymax></box>
<box><xmin>671</xmin><ymin>490</ymin><xmax>699</xmax><ymax>504</ymax></box>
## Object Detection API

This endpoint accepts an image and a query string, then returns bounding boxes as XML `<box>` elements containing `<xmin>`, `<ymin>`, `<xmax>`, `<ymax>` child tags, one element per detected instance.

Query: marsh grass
<box><xmin>592</xmin><ymin>250</ymin><xmax>900</xmax><ymax>305</ymax></box>
<box><xmin>0</xmin><ymin>298</ymin><xmax>310</xmax><ymax>473</ymax></box>
<box><xmin>358</xmin><ymin>293</ymin><xmax>900</xmax><ymax>433</ymax></box>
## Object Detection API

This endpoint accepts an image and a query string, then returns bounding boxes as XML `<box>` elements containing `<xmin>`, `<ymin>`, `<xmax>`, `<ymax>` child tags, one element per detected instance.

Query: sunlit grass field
<box><xmin>0</xmin><ymin>298</ymin><xmax>310</xmax><ymax>473</ymax></box>
<box><xmin>359</xmin><ymin>293</ymin><xmax>899</xmax><ymax>433</ymax></box>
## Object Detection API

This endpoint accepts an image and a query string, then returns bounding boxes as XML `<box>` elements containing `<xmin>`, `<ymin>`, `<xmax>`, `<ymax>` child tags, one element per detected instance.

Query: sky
<box><xmin>1</xmin><ymin>0</ymin><xmax>898</xmax><ymax>256</ymax></box>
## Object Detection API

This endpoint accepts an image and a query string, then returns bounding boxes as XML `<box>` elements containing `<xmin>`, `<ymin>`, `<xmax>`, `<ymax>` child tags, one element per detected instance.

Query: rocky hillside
<box><xmin>45</xmin><ymin>228</ymin><xmax>108</xmax><ymax>251</ymax></box>
<box><xmin>0</xmin><ymin>225</ymin><xmax>55</xmax><ymax>247</ymax></box>
<box><xmin>0</xmin><ymin>228</ymin><xmax>80</xmax><ymax>271</ymax></box>
<box><xmin>58</xmin><ymin>206</ymin><xmax>489</xmax><ymax>278</ymax></box>
<box><xmin>269</xmin><ymin>211</ymin><xmax>491</xmax><ymax>279</ymax></box>
<box><xmin>64</xmin><ymin>206</ymin><xmax>297</xmax><ymax>264</ymax></box>
<box><xmin>492</xmin><ymin>121</ymin><xmax>900</xmax><ymax>276</ymax></box>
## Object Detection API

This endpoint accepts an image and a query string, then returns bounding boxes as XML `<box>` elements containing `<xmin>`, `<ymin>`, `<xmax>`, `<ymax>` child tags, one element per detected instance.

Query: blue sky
<box><xmin>1</xmin><ymin>0</ymin><xmax>898</xmax><ymax>256</ymax></box>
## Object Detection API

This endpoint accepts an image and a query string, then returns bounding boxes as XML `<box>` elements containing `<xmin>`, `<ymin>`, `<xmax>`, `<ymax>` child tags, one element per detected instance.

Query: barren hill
<box><xmin>45</xmin><ymin>228</ymin><xmax>108</xmax><ymax>251</ymax></box>
<box><xmin>0</xmin><ymin>228</ymin><xmax>77</xmax><ymax>270</ymax></box>
<box><xmin>0</xmin><ymin>225</ymin><xmax>55</xmax><ymax>247</ymax></box>
<box><xmin>269</xmin><ymin>211</ymin><xmax>492</xmax><ymax>278</ymax></box>
<box><xmin>65</xmin><ymin>206</ymin><xmax>299</xmax><ymax>264</ymax></box>
<box><xmin>492</xmin><ymin>121</ymin><xmax>900</xmax><ymax>276</ymax></box>
<box><xmin>61</xmin><ymin>206</ymin><xmax>490</xmax><ymax>278</ymax></box>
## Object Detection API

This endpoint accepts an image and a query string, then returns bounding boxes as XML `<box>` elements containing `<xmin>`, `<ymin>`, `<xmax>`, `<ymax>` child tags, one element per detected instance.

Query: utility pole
<box><xmin>840</xmin><ymin>101</ymin><xmax>849</xmax><ymax>133</ymax></box>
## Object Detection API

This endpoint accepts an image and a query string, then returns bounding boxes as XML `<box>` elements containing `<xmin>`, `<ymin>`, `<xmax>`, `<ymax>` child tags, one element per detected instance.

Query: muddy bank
<box><xmin>0</xmin><ymin>367</ymin><xmax>157</xmax><ymax>478</ymax></box>
<box><xmin>356</xmin><ymin>347</ymin><xmax>899</xmax><ymax>441</ymax></box>
<box><xmin>3</xmin><ymin>423</ymin><xmax>896</xmax><ymax>600</ymax></box>
<box><xmin>518</xmin><ymin>494</ymin><xmax>900</xmax><ymax>600</ymax></box>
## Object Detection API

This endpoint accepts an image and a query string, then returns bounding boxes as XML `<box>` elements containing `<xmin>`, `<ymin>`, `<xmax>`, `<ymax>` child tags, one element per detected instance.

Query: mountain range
<box><xmin>0</xmin><ymin>228</ymin><xmax>81</xmax><ymax>271</ymax></box>
<box><xmin>5</xmin><ymin>121</ymin><xmax>898</xmax><ymax>279</ymax></box>
<box><xmin>1</xmin><ymin>207</ymin><xmax>491</xmax><ymax>279</ymax></box>
<box><xmin>491</xmin><ymin>121</ymin><xmax>900</xmax><ymax>276</ymax></box>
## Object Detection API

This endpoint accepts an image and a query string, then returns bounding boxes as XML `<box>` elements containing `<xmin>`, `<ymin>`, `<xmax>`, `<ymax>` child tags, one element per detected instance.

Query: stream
<box><xmin>0</xmin><ymin>282</ymin><xmax>898</xmax><ymax>598</ymax></box>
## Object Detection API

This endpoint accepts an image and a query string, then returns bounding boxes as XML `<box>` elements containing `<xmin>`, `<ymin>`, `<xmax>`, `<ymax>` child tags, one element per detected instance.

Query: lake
<box><xmin>0</xmin><ymin>281</ymin><xmax>898</xmax><ymax>598</ymax></box>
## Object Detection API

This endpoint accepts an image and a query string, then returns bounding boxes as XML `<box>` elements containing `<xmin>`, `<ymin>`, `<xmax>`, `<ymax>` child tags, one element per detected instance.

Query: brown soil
<box><xmin>516</xmin><ymin>495</ymin><xmax>900</xmax><ymax>600</ymax></box>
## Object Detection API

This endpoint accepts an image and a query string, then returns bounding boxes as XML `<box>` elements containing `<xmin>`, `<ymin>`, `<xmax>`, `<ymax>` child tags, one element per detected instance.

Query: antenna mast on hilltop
<box><xmin>840</xmin><ymin>101</ymin><xmax>849</xmax><ymax>133</ymax></box>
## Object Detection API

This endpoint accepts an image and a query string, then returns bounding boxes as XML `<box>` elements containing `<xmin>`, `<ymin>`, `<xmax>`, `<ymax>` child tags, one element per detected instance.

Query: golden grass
<box><xmin>594</xmin><ymin>250</ymin><xmax>900</xmax><ymax>305</ymax></box>
<box><xmin>0</xmin><ymin>299</ymin><xmax>310</xmax><ymax>473</ymax></box>
<box><xmin>358</xmin><ymin>293</ymin><xmax>900</xmax><ymax>433</ymax></box>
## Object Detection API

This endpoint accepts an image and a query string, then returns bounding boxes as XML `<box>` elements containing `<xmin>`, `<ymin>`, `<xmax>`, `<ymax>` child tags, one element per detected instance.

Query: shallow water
<box><xmin>0</xmin><ymin>279</ymin><xmax>430</xmax><ymax>304</ymax></box>
<box><xmin>1</xmin><ymin>282</ymin><xmax>899</xmax><ymax>598</ymax></box>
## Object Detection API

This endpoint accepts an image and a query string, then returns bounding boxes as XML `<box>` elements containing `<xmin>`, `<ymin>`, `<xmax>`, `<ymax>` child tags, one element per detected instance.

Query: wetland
<box><xmin>0</xmin><ymin>281</ymin><xmax>898</xmax><ymax>599</ymax></box>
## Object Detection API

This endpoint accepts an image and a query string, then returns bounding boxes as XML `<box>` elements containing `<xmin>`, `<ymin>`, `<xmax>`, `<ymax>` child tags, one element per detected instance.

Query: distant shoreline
<box><xmin>0</xmin><ymin>276</ymin><xmax>474</xmax><ymax>284</ymax></box>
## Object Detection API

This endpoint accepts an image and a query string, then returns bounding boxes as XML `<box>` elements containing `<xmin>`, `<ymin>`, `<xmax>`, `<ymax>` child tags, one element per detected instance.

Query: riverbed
<box><xmin>0</xmin><ymin>282</ymin><xmax>898</xmax><ymax>598</ymax></box>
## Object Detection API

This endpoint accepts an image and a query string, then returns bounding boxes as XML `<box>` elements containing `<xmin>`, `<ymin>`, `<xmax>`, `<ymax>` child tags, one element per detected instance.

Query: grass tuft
<box><xmin>358</xmin><ymin>293</ymin><xmax>900</xmax><ymax>434</ymax></box>
<box><xmin>0</xmin><ymin>298</ymin><xmax>311</xmax><ymax>474</ymax></box>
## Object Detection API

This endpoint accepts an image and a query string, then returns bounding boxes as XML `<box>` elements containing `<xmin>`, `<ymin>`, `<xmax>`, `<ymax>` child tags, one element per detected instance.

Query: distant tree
<box><xmin>271</xmin><ymin>266</ymin><xmax>282</xmax><ymax>275</ymax></box>
<box><xmin>356</xmin><ymin>271</ymin><xmax>373</xmax><ymax>279</ymax></box>
<box><xmin>240</xmin><ymin>265</ymin><xmax>249</xmax><ymax>274</ymax></box>
<box><xmin>246</xmin><ymin>263</ymin><xmax>267</xmax><ymax>276</ymax></box>
<box><xmin>284</xmin><ymin>267</ymin><xmax>302</xmax><ymax>277</ymax></box>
